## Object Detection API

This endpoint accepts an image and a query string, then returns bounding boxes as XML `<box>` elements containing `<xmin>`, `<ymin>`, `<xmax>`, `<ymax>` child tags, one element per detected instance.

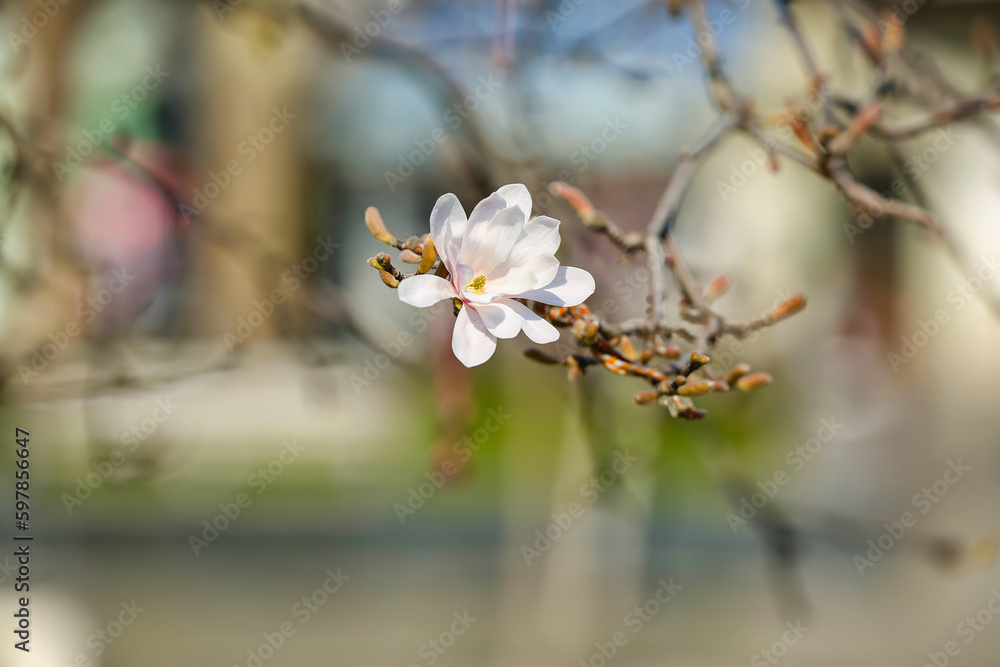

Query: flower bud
<box><xmin>882</xmin><ymin>10</ymin><xmax>904</xmax><ymax>52</ymax></box>
<box><xmin>677</xmin><ymin>380</ymin><xmax>713</xmax><ymax>397</ymax></box>
<box><xmin>726</xmin><ymin>363</ymin><xmax>751</xmax><ymax>386</ymax></box>
<box><xmin>378</xmin><ymin>270</ymin><xmax>399</xmax><ymax>288</ymax></box>
<box><xmin>704</xmin><ymin>274</ymin><xmax>730</xmax><ymax>302</ymax></box>
<box><xmin>549</xmin><ymin>181</ymin><xmax>596</xmax><ymax>220</ymax></box>
<box><xmin>402</xmin><ymin>235</ymin><xmax>424</xmax><ymax>251</ymax></box>
<box><xmin>861</xmin><ymin>24</ymin><xmax>883</xmax><ymax>61</ymax></box>
<box><xmin>766</xmin><ymin>293</ymin><xmax>807</xmax><ymax>323</ymax></box>
<box><xmin>687</xmin><ymin>352</ymin><xmax>710</xmax><ymax>371</ymax></box>
<box><xmin>365</xmin><ymin>207</ymin><xmax>397</xmax><ymax>245</ymax></box>
<box><xmin>400</xmin><ymin>249</ymin><xmax>422</xmax><ymax>263</ymax></box>
<box><xmin>524</xmin><ymin>348</ymin><xmax>561</xmax><ymax>365</ymax></box>
<box><xmin>634</xmin><ymin>390</ymin><xmax>658</xmax><ymax>405</ymax></box>
<box><xmin>417</xmin><ymin>237</ymin><xmax>438</xmax><ymax>275</ymax></box>
<box><xmin>736</xmin><ymin>371</ymin><xmax>772</xmax><ymax>392</ymax></box>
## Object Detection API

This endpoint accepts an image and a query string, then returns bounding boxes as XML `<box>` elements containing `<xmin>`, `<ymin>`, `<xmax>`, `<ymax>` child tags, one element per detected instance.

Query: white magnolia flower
<box><xmin>398</xmin><ymin>184</ymin><xmax>595</xmax><ymax>367</ymax></box>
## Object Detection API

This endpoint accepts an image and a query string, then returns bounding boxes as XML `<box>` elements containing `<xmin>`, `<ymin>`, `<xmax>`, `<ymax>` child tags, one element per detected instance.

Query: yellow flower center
<box><xmin>464</xmin><ymin>275</ymin><xmax>487</xmax><ymax>295</ymax></box>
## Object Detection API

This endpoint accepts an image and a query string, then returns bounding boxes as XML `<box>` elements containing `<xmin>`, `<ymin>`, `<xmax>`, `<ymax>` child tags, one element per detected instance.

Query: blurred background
<box><xmin>2</xmin><ymin>0</ymin><xmax>1000</xmax><ymax>665</ymax></box>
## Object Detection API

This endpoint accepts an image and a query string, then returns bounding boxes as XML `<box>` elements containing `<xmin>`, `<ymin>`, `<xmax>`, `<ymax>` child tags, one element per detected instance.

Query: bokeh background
<box><xmin>2</xmin><ymin>0</ymin><xmax>1000</xmax><ymax>665</ymax></box>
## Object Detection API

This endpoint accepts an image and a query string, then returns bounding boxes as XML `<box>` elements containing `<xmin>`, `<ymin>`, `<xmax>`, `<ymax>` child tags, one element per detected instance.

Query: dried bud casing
<box><xmin>736</xmin><ymin>371</ymin><xmax>772</xmax><ymax>392</ymax></box>
<box><xmin>618</xmin><ymin>336</ymin><xmax>638</xmax><ymax>362</ymax></box>
<box><xmin>571</xmin><ymin>318</ymin><xmax>599</xmax><ymax>345</ymax></box>
<box><xmin>365</xmin><ymin>207</ymin><xmax>397</xmax><ymax>245</ymax></box>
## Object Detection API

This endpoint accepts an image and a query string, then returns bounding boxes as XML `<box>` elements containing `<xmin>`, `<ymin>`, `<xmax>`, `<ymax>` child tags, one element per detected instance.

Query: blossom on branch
<box><xmin>397</xmin><ymin>184</ymin><xmax>594</xmax><ymax>367</ymax></box>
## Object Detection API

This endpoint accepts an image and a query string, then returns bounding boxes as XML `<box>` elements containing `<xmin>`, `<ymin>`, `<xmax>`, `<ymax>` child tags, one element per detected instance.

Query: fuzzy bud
<box><xmin>766</xmin><ymin>293</ymin><xmax>807</xmax><ymax>323</ymax></box>
<box><xmin>524</xmin><ymin>348</ymin><xmax>561</xmax><ymax>365</ymax></box>
<box><xmin>365</xmin><ymin>207</ymin><xmax>397</xmax><ymax>245</ymax></box>
<box><xmin>417</xmin><ymin>237</ymin><xmax>438</xmax><ymax>275</ymax></box>
<box><xmin>400</xmin><ymin>249</ymin><xmax>421</xmax><ymax>263</ymax></box>
<box><xmin>736</xmin><ymin>371</ymin><xmax>772</xmax><ymax>392</ymax></box>
<box><xmin>726</xmin><ymin>363</ymin><xmax>751</xmax><ymax>386</ymax></box>
<box><xmin>677</xmin><ymin>380</ymin><xmax>714</xmax><ymax>397</ymax></box>
<box><xmin>634</xmin><ymin>390</ymin><xmax>658</xmax><ymax>405</ymax></box>
<box><xmin>378</xmin><ymin>270</ymin><xmax>399</xmax><ymax>288</ymax></box>
<box><xmin>704</xmin><ymin>274</ymin><xmax>730</xmax><ymax>302</ymax></box>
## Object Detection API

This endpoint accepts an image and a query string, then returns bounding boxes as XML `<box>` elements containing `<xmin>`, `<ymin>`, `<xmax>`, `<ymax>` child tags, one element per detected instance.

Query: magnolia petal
<box><xmin>505</xmin><ymin>215</ymin><xmax>561</xmax><ymax>268</ymax></box>
<box><xmin>468</xmin><ymin>192</ymin><xmax>507</xmax><ymax>226</ymax></box>
<box><xmin>397</xmin><ymin>274</ymin><xmax>457</xmax><ymax>307</ymax></box>
<box><xmin>461</xmin><ymin>205</ymin><xmax>524</xmax><ymax>275</ymax></box>
<box><xmin>516</xmin><ymin>266</ymin><xmax>595</xmax><ymax>307</ymax></box>
<box><xmin>462</xmin><ymin>290</ymin><xmax>504</xmax><ymax>305</ymax></box>
<box><xmin>499</xmin><ymin>298</ymin><xmax>560</xmax><ymax>344</ymax></box>
<box><xmin>475</xmin><ymin>302</ymin><xmax>523</xmax><ymax>339</ymax></box>
<box><xmin>429</xmin><ymin>193</ymin><xmax>467</xmax><ymax>265</ymax></box>
<box><xmin>497</xmin><ymin>183</ymin><xmax>532</xmax><ymax>221</ymax></box>
<box><xmin>487</xmin><ymin>253</ymin><xmax>560</xmax><ymax>295</ymax></box>
<box><xmin>452</xmin><ymin>304</ymin><xmax>497</xmax><ymax>367</ymax></box>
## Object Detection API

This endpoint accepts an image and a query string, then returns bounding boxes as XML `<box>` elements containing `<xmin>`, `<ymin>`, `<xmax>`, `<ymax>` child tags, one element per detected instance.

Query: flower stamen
<box><xmin>465</xmin><ymin>275</ymin><xmax>487</xmax><ymax>295</ymax></box>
